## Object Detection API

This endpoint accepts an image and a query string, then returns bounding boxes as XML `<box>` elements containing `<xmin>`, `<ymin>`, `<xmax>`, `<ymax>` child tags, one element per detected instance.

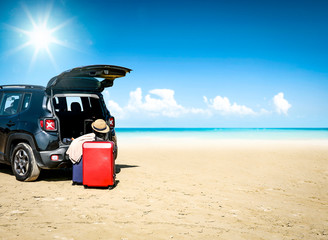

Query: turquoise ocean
<box><xmin>116</xmin><ymin>128</ymin><xmax>328</xmax><ymax>140</ymax></box>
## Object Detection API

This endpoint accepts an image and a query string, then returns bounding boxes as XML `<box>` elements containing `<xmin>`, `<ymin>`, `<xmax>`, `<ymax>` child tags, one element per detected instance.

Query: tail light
<box><xmin>40</xmin><ymin>119</ymin><xmax>57</xmax><ymax>131</ymax></box>
<box><xmin>51</xmin><ymin>155</ymin><xmax>59</xmax><ymax>161</ymax></box>
<box><xmin>109</xmin><ymin>117</ymin><xmax>115</xmax><ymax>128</ymax></box>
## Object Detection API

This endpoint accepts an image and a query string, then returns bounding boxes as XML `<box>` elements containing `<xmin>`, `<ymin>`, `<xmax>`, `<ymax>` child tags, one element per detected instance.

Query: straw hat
<box><xmin>91</xmin><ymin>119</ymin><xmax>109</xmax><ymax>133</ymax></box>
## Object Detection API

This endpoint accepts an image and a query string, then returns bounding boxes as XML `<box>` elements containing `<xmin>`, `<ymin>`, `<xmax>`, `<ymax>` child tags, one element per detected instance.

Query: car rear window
<box><xmin>53</xmin><ymin>94</ymin><xmax>103</xmax><ymax>116</ymax></box>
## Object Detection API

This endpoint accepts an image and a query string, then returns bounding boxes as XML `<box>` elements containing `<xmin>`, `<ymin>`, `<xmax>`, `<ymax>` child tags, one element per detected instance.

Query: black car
<box><xmin>0</xmin><ymin>65</ymin><xmax>131</xmax><ymax>181</ymax></box>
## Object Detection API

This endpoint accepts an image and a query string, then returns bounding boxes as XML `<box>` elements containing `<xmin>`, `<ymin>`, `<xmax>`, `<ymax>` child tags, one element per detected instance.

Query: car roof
<box><xmin>0</xmin><ymin>85</ymin><xmax>45</xmax><ymax>91</ymax></box>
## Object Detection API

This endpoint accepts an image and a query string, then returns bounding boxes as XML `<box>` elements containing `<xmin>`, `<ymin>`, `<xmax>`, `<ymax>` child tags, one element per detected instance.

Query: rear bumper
<box><xmin>37</xmin><ymin>146</ymin><xmax>71</xmax><ymax>169</ymax></box>
<box><xmin>37</xmin><ymin>142</ymin><xmax>117</xmax><ymax>169</ymax></box>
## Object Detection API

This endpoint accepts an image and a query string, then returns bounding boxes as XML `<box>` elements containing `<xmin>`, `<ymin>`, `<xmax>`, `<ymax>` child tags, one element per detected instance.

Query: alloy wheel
<box><xmin>14</xmin><ymin>149</ymin><xmax>30</xmax><ymax>176</ymax></box>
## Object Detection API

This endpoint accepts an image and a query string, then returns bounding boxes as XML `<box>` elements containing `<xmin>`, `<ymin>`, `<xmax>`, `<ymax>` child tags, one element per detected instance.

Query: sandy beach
<box><xmin>0</xmin><ymin>137</ymin><xmax>327</xmax><ymax>240</ymax></box>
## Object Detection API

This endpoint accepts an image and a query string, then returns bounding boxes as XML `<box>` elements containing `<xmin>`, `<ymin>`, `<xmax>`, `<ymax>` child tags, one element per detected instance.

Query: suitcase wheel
<box><xmin>108</xmin><ymin>180</ymin><xmax>118</xmax><ymax>190</ymax></box>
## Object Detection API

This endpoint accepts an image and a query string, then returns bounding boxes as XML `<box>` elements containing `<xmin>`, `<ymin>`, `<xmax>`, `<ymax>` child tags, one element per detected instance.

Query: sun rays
<box><xmin>5</xmin><ymin>3</ymin><xmax>73</xmax><ymax>71</ymax></box>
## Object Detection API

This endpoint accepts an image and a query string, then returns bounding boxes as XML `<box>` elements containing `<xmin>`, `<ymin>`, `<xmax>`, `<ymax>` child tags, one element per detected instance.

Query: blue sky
<box><xmin>0</xmin><ymin>0</ymin><xmax>327</xmax><ymax>127</ymax></box>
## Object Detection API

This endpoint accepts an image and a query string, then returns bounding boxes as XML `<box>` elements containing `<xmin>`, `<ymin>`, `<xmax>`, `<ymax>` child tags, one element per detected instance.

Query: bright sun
<box><xmin>7</xmin><ymin>3</ymin><xmax>71</xmax><ymax>69</ymax></box>
<box><xmin>29</xmin><ymin>26</ymin><xmax>54</xmax><ymax>50</ymax></box>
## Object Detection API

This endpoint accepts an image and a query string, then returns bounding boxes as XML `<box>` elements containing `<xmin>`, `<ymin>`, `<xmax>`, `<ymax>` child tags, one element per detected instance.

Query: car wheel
<box><xmin>11</xmin><ymin>143</ymin><xmax>41</xmax><ymax>182</ymax></box>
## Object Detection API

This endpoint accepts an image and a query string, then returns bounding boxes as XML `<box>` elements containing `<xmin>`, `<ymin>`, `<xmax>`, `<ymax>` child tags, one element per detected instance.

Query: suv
<box><xmin>0</xmin><ymin>65</ymin><xmax>131</xmax><ymax>181</ymax></box>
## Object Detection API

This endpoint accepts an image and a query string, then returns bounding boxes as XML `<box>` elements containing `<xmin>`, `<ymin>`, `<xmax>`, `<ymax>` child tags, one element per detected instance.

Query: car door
<box><xmin>0</xmin><ymin>92</ymin><xmax>22</xmax><ymax>162</ymax></box>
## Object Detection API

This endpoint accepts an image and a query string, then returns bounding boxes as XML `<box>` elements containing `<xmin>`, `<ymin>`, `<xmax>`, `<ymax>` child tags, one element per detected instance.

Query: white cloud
<box><xmin>107</xmin><ymin>100</ymin><xmax>126</xmax><ymax>118</ymax></box>
<box><xmin>126</xmin><ymin>87</ymin><xmax>143</xmax><ymax>111</ymax></box>
<box><xmin>126</xmin><ymin>88</ymin><xmax>187</xmax><ymax>117</ymax></box>
<box><xmin>273</xmin><ymin>92</ymin><xmax>291</xmax><ymax>115</ymax></box>
<box><xmin>204</xmin><ymin>95</ymin><xmax>256</xmax><ymax>115</ymax></box>
<box><xmin>109</xmin><ymin>87</ymin><xmax>200</xmax><ymax>119</ymax></box>
<box><xmin>106</xmin><ymin>88</ymin><xmax>291</xmax><ymax>120</ymax></box>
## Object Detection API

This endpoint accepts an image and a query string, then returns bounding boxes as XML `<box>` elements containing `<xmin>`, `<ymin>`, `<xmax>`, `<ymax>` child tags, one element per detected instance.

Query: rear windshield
<box><xmin>52</xmin><ymin>94</ymin><xmax>105</xmax><ymax>119</ymax></box>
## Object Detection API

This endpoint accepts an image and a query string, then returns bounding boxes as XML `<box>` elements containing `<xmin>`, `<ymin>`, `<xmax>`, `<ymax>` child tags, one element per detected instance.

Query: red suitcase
<box><xmin>82</xmin><ymin>141</ymin><xmax>116</xmax><ymax>189</ymax></box>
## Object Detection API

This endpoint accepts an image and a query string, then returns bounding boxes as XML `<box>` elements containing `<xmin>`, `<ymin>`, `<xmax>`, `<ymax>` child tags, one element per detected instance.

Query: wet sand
<box><xmin>0</xmin><ymin>138</ymin><xmax>327</xmax><ymax>240</ymax></box>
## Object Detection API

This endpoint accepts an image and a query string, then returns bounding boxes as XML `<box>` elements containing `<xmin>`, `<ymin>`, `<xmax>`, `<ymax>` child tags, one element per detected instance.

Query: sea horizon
<box><xmin>115</xmin><ymin>127</ymin><xmax>328</xmax><ymax>140</ymax></box>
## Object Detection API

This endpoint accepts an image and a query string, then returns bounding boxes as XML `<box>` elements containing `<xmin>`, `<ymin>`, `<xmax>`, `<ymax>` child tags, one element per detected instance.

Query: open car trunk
<box><xmin>46</xmin><ymin>65</ymin><xmax>131</xmax><ymax>143</ymax></box>
<box><xmin>46</xmin><ymin>65</ymin><xmax>131</xmax><ymax>94</ymax></box>
<box><xmin>52</xmin><ymin>93</ymin><xmax>109</xmax><ymax>141</ymax></box>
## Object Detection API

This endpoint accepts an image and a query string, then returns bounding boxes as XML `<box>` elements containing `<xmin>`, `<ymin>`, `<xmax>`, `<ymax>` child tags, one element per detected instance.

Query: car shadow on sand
<box><xmin>0</xmin><ymin>163</ymin><xmax>71</xmax><ymax>181</ymax></box>
<box><xmin>38</xmin><ymin>168</ymin><xmax>73</xmax><ymax>181</ymax></box>
<box><xmin>39</xmin><ymin>164</ymin><xmax>139</xmax><ymax>182</ymax></box>
<box><xmin>0</xmin><ymin>163</ymin><xmax>14</xmax><ymax>176</ymax></box>
<box><xmin>0</xmin><ymin>163</ymin><xmax>139</xmax><ymax>182</ymax></box>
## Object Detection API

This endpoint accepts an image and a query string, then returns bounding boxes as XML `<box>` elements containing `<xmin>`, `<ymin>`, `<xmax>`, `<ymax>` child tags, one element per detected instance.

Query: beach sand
<box><xmin>0</xmin><ymin>138</ymin><xmax>327</xmax><ymax>240</ymax></box>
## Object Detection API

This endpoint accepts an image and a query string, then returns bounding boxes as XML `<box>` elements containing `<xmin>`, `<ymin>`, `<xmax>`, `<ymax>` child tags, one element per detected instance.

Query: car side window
<box><xmin>0</xmin><ymin>93</ymin><xmax>22</xmax><ymax>116</ymax></box>
<box><xmin>22</xmin><ymin>93</ymin><xmax>32</xmax><ymax>111</ymax></box>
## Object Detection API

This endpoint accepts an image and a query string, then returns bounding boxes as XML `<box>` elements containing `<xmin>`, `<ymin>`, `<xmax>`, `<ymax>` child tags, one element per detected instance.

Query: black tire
<box><xmin>11</xmin><ymin>143</ymin><xmax>41</xmax><ymax>182</ymax></box>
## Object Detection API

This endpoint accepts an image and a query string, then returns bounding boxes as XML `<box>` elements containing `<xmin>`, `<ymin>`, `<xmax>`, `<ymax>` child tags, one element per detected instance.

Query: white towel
<box><xmin>66</xmin><ymin>133</ymin><xmax>95</xmax><ymax>164</ymax></box>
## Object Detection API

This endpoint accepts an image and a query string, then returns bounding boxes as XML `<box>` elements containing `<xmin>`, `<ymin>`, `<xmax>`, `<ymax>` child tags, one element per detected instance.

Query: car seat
<box><xmin>70</xmin><ymin>102</ymin><xmax>83</xmax><ymax>137</ymax></box>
